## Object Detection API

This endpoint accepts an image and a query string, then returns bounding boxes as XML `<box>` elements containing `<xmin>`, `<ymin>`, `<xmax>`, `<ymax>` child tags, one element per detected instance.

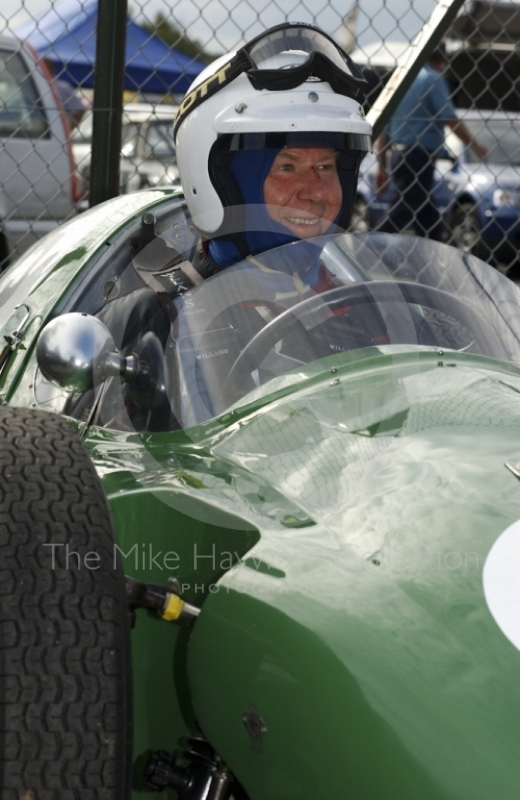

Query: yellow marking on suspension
<box><xmin>161</xmin><ymin>593</ymin><xmax>185</xmax><ymax>621</ymax></box>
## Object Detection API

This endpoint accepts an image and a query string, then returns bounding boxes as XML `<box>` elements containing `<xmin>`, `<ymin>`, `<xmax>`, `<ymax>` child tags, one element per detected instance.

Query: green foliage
<box><xmin>141</xmin><ymin>12</ymin><xmax>221</xmax><ymax>65</ymax></box>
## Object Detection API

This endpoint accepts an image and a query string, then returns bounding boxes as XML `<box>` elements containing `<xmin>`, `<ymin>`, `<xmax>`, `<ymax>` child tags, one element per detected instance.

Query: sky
<box><xmin>4</xmin><ymin>0</ymin><xmax>440</xmax><ymax>54</ymax></box>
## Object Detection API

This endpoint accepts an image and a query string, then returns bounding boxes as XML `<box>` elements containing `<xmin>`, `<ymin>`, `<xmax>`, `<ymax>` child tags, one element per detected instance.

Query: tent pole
<box><xmin>89</xmin><ymin>0</ymin><xmax>128</xmax><ymax>206</ymax></box>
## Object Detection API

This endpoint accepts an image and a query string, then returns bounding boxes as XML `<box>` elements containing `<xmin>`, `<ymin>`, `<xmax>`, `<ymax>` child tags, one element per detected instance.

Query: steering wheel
<box><xmin>222</xmin><ymin>280</ymin><xmax>502</xmax><ymax>404</ymax></box>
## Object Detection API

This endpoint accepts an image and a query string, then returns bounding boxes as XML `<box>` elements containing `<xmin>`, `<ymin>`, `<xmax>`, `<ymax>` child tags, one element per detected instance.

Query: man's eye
<box><xmin>279</xmin><ymin>162</ymin><xmax>293</xmax><ymax>171</ymax></box>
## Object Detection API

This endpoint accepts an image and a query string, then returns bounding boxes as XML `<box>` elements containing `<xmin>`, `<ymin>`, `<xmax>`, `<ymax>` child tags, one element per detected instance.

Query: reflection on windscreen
<box><xmin>27</xmin><ymin>226</ymin><xmax>520</xmax><ymax>432</ymax></box>
<box><xmin>168</xmin><ymin>234</ymin><xmax>520</xmax><ymax>426</ymax></box>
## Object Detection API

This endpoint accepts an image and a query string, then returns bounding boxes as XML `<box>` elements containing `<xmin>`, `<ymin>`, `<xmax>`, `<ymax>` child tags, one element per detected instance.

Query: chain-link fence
<box><xmin>1</xmin><ymin>0</ymin><xmax>520</xmax><ymax>273</ymax></box>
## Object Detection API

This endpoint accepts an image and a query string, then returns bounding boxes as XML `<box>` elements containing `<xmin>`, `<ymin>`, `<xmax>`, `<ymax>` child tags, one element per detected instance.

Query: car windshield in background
<box><xmin>0</xmin><ymin>49</ymin><xmax>48</xmax><ymax>138</ymax></box>
<box><xmin>72</xmin><ymin>108</ymin><xmax>177</xmax><ymax>156</ymax></box>
<box><xmin>144</xmin><ymin>121</ymin><xmax>176</xmax><ymax>159</ymax></box>
<box><xmin>71</xmin><ymin>104</ymin><xmax>180</xmax><ymax>195</ymax></box>
<box><xmin>465</xmin><ymin>119</ymin><xmax>520</xmax><ymax>165</ymax></box>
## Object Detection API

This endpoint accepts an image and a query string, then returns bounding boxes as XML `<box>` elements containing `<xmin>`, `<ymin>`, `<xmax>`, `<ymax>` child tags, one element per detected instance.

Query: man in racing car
<box><xmin>173</xmin><ymin>21</ymin><xmax>372</xmax><ymax>293</ymax></box>
<box><xmin>123</xmin><ymin>25</ymin><xmax>434</xmax><ymax>423</ymax></box>
<box><xmin>166</xmin><ymin>23</ymin><xmax>408</xmax><ymax>373</ymax></box>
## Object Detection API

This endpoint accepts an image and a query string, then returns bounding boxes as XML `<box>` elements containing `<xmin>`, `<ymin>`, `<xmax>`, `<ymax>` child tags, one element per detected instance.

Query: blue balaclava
<box><xmin>207</xmin><ymin>148</ymin><xmax>296</xmax><ymax>268</ymax></box>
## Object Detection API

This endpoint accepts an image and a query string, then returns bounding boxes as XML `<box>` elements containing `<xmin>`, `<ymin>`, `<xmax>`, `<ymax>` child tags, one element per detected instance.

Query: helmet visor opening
<box><xmin>220</xmin><ymin>131</ymin><xmax>372</xmax><ymax>153</ymax></box>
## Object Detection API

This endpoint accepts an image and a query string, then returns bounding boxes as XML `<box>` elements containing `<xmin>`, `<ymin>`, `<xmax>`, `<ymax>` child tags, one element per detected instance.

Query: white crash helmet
<box><xmin>174</xmin><ymin>22</ymin><xmax>372</xmax><ymax>235</ymax></box>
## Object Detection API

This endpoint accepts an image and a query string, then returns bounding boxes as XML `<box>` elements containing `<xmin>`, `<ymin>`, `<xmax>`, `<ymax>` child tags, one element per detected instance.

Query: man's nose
<box><xmin>296</xmin><ymin>168</ymin><xmax>326</xmax><ymax>199</ymax></box>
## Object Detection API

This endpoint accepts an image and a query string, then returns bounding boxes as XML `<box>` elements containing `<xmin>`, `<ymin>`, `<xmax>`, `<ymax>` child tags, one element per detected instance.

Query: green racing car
<box><xmin>1</xmin><ymin>187</ymin><xmax>520</xmax><ymax>800</ymax></box>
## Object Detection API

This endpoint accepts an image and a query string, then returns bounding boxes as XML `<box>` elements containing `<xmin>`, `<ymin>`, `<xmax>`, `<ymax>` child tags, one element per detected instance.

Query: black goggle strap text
<box><xmin>174</xmin><ymin>51</ymin><xmax>252</xmax><ymax>138</ymax></box>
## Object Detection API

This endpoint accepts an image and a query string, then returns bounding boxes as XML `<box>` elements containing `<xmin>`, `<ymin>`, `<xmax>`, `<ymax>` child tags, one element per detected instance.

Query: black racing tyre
<box><xmin>0</xmin><ymin>407</ymin><xmax>132</xmax><ymax>799</ymax></box>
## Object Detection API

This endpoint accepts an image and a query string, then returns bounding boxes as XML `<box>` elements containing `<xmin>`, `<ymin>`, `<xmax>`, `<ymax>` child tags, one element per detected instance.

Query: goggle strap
<box><xmin>246</xmin><ymin>52</ymin><xmax>366</xmax><ymax>101</ymax></box>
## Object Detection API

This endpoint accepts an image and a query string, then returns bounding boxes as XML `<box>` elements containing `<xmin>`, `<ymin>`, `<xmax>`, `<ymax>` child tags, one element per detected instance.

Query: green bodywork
<box><xmin>2</xmin><ymin>189</ymin><xmax>520</xmax><ymax>799</ymax></box>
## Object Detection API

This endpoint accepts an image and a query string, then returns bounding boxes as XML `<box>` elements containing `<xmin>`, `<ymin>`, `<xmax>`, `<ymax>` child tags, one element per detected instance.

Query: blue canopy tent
<box><xmin>16</xmin><ymin>0</ymin><xmax>205</xmax><ymax>94</ymax></box>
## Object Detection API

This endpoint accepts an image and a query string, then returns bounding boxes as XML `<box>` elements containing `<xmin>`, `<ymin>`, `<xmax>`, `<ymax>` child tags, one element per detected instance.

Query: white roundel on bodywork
<box><xmin>483</xmin><ymin>519</ymin><xmax>520</xmax><ymax>652</ymax></box>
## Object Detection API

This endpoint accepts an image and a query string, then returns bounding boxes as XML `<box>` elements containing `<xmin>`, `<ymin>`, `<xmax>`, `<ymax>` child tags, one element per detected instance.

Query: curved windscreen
<box><xmin>33</xmin><ymin>231</ymin><xmax>520</xmax><ymax>431</ymax></box>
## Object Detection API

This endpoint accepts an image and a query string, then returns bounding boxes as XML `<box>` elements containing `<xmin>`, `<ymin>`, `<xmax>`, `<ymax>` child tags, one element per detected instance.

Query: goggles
<box><xmin>174</xmin><ymin>23</ymin><xmax>367</xmax><ymax>137</ymax></box>
<box><xmin>242</xmin><ymin>23</ymin><xmax>366</xmax><ymax>98</ymax></box>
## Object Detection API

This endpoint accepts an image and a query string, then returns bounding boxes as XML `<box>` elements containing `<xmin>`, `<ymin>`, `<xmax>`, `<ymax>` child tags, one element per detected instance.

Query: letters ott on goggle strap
<box><xmin>174</xmin><ymin>22</ymin><xmax>367</xmax><ymax>138</ymax></box>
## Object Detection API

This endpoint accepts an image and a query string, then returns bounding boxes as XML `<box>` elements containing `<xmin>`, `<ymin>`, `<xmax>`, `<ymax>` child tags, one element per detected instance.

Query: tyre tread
<box><xmin>0</xmin><ymin>407</ymin><xmax>130</xmax><ymax>800</ymax></box>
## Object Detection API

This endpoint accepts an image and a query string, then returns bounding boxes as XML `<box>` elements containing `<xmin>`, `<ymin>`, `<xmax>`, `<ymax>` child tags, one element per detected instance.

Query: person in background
<box><xmin>43</xmin><ymin>57</ymin><xmax>89</xmax><ymax>129</ymax></box>
<box><xmin>374</xmin><ymin>42</ymin><xmax>487</xmax><ymax>240</ymax></box>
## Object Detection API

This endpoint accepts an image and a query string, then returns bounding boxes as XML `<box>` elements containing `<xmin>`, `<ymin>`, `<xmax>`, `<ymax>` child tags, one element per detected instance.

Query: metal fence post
<box><xmin>368</xmin><ymin>0</ymin><xmax>467</xmax><ymax>139</ymax></box>
<box><xmin>89</xmin><ymin>0</ymin><xmax>128</xmax><ymax>207</ymax></box>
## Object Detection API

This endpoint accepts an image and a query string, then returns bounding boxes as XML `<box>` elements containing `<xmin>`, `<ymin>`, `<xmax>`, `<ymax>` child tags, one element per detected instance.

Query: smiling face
<box><xmin>263</xmin><ymin>147</ymin><xmax>343</xmax><ymax>238</ymax></box>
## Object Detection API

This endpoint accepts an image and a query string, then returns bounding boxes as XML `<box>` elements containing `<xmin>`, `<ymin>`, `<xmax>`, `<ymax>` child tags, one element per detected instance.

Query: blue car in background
<box><xmin>353</xmin><ymin>110</ymin><xmax>520</xmax><ymax>275</ymax></box>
